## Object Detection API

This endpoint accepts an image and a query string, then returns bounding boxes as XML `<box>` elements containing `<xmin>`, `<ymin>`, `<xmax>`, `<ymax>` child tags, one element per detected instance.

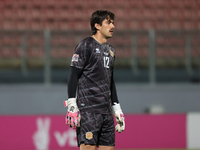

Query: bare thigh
<box><xmin>80</xmin><ymin>144</ymin><xmax>114</xmax><ymax>150</ymax></box>
<box><xmin>80</xmin><ymin>144</ymin><xmax>96</xmax><ymax>150</ymax></box>
<box><xmin>98</xmin><ymin>145</ymin><xmax>114</xmax><ymax>150</ymax></box>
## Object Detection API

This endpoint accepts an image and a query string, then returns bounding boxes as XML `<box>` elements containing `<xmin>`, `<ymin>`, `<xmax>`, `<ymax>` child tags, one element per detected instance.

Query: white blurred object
<box><xmin>146</xmin><ymin>105</ymin><xmax>165</xmax><ymax>114</ymax></box>
<box><xmin>33</xmin><ymin>117</ymin><xmax>50</xmax><ymax>150</ymax></box>
<box><xmin>187</xmin><ymin>112</ymin><xmax>200</xmax><ymax>149</ymax></box>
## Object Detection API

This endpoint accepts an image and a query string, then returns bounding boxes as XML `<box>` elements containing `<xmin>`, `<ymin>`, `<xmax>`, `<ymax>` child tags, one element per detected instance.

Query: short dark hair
<box><xmin>90</xmin><ymin>10</ymin><xmax>115</xmax><ymax>35</ymax></box>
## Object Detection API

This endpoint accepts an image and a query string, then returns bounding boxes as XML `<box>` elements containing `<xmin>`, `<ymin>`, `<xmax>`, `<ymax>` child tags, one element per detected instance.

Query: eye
<box><xmin>108</xmin><ymin>20</ymin><xmax>114</xmax><ymax>25</ymax></box>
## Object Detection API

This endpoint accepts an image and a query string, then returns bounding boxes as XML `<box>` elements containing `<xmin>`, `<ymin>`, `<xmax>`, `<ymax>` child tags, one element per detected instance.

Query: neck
<box><xmin>92</xmin><ymin>34</ymin><xmax>107</xmax><ymax>44</ymax></box>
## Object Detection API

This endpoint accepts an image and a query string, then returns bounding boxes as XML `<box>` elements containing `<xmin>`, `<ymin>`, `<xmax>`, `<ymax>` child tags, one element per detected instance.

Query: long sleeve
<box><xmin>110</xmin><ymin>72</ymin><xmax>119</xmax><ymax>105</ymax></box>
<box><xmin>67</xmin><ymin>66</ymin><xmax>82</xmax><ymax>98</ymax></box>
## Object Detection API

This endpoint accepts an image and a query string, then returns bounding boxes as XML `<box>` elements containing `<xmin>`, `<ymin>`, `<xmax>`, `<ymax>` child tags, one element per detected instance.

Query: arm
<box><xmin>110</xmin><ymin>73</ymin><xmax>119</xmax><ymax>105</ymax></box>
<box><xmin>67</xmin><ymin>66</ymin><xmax>82</xmax><ymax>98</ymax></box>
<box><xmin>111</xmin><ymin>72</ymin><xmax>125</xmax><ymax>133</ymax></box>
<box><xmin>64</xmin><ymin>66</ymin><xmax>82</xmax><ymax>129</ymax></box>
<box><xmin>65</xmin><ymin>39</ymin><xmax>89</xmax><ymax>128</ymax></box>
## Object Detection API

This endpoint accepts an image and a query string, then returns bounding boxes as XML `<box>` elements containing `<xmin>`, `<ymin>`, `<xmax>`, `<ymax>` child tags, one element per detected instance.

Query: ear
<box><xmin>94</xmin><ymin>23</ymin><xmax>101</xmax><ymax>30</ymax></box>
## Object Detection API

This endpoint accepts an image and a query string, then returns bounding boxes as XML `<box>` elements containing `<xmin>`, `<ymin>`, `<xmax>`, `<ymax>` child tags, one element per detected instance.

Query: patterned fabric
<box><xmin>71</xmin><ymin>37</ymin><xmax>115</xmax><ymax>114</ymax></box>
<box><xmin>76</xmin><ymin>112</ymin><xmax>115</xmax><ymax>147</ymax></box>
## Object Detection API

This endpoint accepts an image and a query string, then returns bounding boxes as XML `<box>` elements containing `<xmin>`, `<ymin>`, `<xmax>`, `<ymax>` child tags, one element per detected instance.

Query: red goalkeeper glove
<box><xmin>64</xmin><ymin>98</ymin><xmax>80</xmax><ymax>129</ymax></box>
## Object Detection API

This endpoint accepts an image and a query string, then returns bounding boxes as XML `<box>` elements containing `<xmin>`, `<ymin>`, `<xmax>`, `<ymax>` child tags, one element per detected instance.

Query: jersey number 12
<box><xmin>104</xmin><ymin>56</ymin><xmax>109</xmax><ymax>68</ymax></box>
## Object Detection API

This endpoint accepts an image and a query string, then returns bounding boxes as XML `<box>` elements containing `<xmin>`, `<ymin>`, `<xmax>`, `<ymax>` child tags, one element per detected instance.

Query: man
<box><xmin>64</xmin><ymin>10</ymin><xmax>125</xmax><ymax>150</ymax></box>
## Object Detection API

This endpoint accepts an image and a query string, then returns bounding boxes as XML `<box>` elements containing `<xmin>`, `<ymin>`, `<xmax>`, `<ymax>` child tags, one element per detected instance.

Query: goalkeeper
<box><xmin>64</xmin><ymin>10</ymin><xmax>125</xmax><ymax>150</ymax></box>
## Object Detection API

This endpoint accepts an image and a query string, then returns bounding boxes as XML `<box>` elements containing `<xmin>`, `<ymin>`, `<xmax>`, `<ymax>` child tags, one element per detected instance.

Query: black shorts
<box><xmin>76</xmin><ymin>112</ymin><xmax>115</xmax><ymax>147</ymax></box>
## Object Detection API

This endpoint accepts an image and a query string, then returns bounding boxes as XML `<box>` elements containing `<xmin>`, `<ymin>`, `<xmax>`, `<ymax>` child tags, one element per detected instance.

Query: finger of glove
<box><xmin>116</xmin><ymin>122</ymin><xmax>125</xmax><ymax>133</ymax></box>
<box><xmin>122</xmin><ymin>121</ymin><xmax>125</xmax><ymax>130</ymax></box>
<box><xmin>76</xmin><ymin>114</ymin><xmax>81</xmax><ymax>127</ymax></box>
<box><xmin>74</xmin><ymin>116</ymin><xmax>78</xmax><ymax>127</ymax></box>
<box><xmin>73</xmin><ymin>115</ymin><xmax>81</xmax><ymax>128</ymax></box>
<box><xmin>67</xmin><ymin>116</ymin><xmax>72</xmax><ymax>128</ymax></box>
<box><xmin>70</xmin><ymin>117</ymin><xmax>75</xmax><ymax>128</ymax></box>
<box><xmin>73</xmin><ymin>117</ymin><xmax>77</xmax><ymax>129</ymax></box>
<box><xmin>67</xmin><ymin>115</ymin><xmax>73</xmax><ymax>126</ymax></box>
<box><xmin>115</xmin><ymin>112</ymin><xmax>124</xmax><ymax>123</ymax></box>
<box><xmin>77</xmin><ymin>118</ymin><xmax>80</xmax><ymax>127</ymax></box>
<box><xmin>72</xmin><ymin>112</ymin><xmax>80</xmax><ymax>128</ymax></box>
<box><xmin>71</xmin><ymin>115</ymin><xmax>79</xmax><ymax>129</ymax></box>
<box><xmin>69</xmin><ymin>124</ymin><xmax>73</xmax><ymax>128</ymax></box>
<box><xmin>67</xmin><ymin>112</ymin><xmax>75</xmax><ymax>126</ymax></box>
<box><xmin>115</xmin><ymin>124</ymin><xmax>122</xmax><ymax>133</ymax></box>
<box><xmin>66</xmin><ymin>116</ymin><xmax>69</xmax><ymax>125</ymax></box>
<box><xmin>68</xmin><ymin>111</ymin><xmax>80</xmax><ymax>128</ymax></box>
<box><xmin>66</xmin><ymin>113</ymin><xmax>70</xmax><ymax>125</ymax></box>
<box><xmin>119</xmin><ymin>121</ymin><xmax>125</xmax><ymax>130</ymax></box>
<box><xmin>116</xmin><ymin>118</ymin><xmax>123</xmax><ymax>124</ymax></box>
<box><xmin>67</xmin><ymin>114</ymin><xmax>74</xmax><ymax>128</ymax></box>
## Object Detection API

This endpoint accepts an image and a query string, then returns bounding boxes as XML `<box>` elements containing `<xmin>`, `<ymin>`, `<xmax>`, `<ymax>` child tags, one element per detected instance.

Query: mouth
<box><xmin>109</xmin><ymin>30</ymin><xmax>114</xmax><ymax>34</ymax></box>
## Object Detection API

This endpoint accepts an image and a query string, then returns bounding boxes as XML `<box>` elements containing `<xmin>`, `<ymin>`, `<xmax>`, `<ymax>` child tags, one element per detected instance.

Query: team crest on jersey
<box><xmin>72</xmin><ymin>54</ymin><xmax>79</xmax><ymax>62</ymax></box>
<box><xmin>86</xmin><ymin>132</ymin><xmax>93</xmax><ymax>140</ymax></box>
<box><xmin>110</xmin><ymin>50</ymin><xmax>114</xmax><ymax>57</ymax></box>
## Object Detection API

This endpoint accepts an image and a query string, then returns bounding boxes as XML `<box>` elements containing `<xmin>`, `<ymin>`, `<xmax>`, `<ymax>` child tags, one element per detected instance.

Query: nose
<box><xmin>112</xmin><ymin>23</ymin><xmax>115</xmax><ymax>29</ymax></box>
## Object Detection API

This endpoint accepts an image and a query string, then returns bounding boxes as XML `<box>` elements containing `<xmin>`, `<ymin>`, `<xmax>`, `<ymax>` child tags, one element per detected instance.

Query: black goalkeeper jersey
<box><xmin>70</xmin><ymin>37</ymin><xmax>115</xmax><ymax>114</ymax></box>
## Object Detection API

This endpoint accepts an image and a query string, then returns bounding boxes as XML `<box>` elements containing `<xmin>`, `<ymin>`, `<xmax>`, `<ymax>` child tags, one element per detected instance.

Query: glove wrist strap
<box><xmin>63</xmin><ymin>98</ymin><xmax>76</xmax><ymax>107</ymax></box>
<box><xmin>113</xmin><ymin>103</ymin><xmax>121</xmax><ymax>111</ymax></box>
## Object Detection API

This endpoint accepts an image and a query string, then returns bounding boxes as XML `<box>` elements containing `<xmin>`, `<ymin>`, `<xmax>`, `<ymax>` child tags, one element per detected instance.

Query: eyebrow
<box><xmin>107</xmin><ymin>19</ymin><xmax>114</xmax><ymax>24</ymax></box>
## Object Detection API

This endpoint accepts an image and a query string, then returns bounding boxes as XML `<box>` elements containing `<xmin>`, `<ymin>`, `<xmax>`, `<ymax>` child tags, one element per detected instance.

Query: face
<box><xmin>96</xmin><ymin>17</ymin><xmax>115</xmax><ymax>39</ymax></box>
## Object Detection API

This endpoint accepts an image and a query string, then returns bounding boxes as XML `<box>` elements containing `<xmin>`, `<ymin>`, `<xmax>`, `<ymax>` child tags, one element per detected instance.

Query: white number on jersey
<box><xmin>104</xmin><ymin>56</ymin><xmax>109</xmax><ymax>68</ymax></box>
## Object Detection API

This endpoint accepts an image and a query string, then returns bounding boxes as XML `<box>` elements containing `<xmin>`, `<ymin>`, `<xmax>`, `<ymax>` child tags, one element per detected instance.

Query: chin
<box><xmin>107</xmin><ymin>35</ymin><xmax>113</xmax><ymax>39</ymax></box>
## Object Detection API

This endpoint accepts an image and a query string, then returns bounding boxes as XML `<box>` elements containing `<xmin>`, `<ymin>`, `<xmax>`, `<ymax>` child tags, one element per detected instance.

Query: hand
<box><xmin>64</xmin><ymin>98</ymin><xmax>81</xmax><ymax>129</ymax></box>
<box><xmin>113</xmin><ymin>103</ymin><xmax>125</xmax><ymax>133</ymax></box>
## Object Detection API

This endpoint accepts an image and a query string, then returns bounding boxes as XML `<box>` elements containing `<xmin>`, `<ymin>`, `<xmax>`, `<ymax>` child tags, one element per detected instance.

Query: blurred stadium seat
<box><xmin>1</xmin><ymin>0</ymin><xmax>199</xmax><ymax>31</ymax></box>
<box><xmin>155</xmin><ymin>0</ymin><xmax>169</xmax><ymax>8</ymax></box>
<box><xmin>27</xmin><ymin>48</ymin><xmax>44</xmax><ymax>58</ymax></box>
<box><xmin>137</xmin><ymin>47</ymin><xmax>149</xmax><ymax>58</ymax></box>
<box><xmin>0</xmin><ymin>0</ymin><xmax>200</xmax><ymax>70</ymax></box>
<box><xmin>0</xmin><ymin>48</ymin><xmax>21</xmax><ymax>58</ymax></box>
<box><xmin>27</xmin><ymin>36</ymin><xmax>44</xmax><ymax>46</ymax></box>
<box><xmin>51</xmin><ymin>48</ymin><xmax>73</xmax><ymax>58</ymax></box>
<box><xmin>169</xmin><ymin>0</ymin><xmax>183</xmax><ymax>9</ymax></box>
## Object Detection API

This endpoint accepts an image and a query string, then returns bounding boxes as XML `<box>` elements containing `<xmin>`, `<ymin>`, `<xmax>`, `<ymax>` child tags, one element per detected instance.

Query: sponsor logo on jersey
<box><xmin>104</xmin><ymin>52</ymin><xmax>108</xmax><ymax>55</ymax></box>
<box><xmin>72</xmin><ymin>54</ymin><xmax>79</xmax><ymax>62</ymax></box>
<box><xmin>86</xmin><ymin>132</ymin><xmax>93</xmax><ymax>140</ymax></box>
<box><xmin>95</xmin><ymin>48</ymin><xmax>100</xmax><ymax>53</ymax></box>
<box><xmin>110</xmin><ymin>50</ymin><xmax>114</xmax><ymax>57</ymax></box>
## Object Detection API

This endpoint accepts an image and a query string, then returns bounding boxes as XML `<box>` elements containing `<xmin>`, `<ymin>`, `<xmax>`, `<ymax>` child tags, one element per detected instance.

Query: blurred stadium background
<box><xmin>0</xmin><ymin>0</ymin><xmax>200</xmax><ymax>149</ymax></box>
